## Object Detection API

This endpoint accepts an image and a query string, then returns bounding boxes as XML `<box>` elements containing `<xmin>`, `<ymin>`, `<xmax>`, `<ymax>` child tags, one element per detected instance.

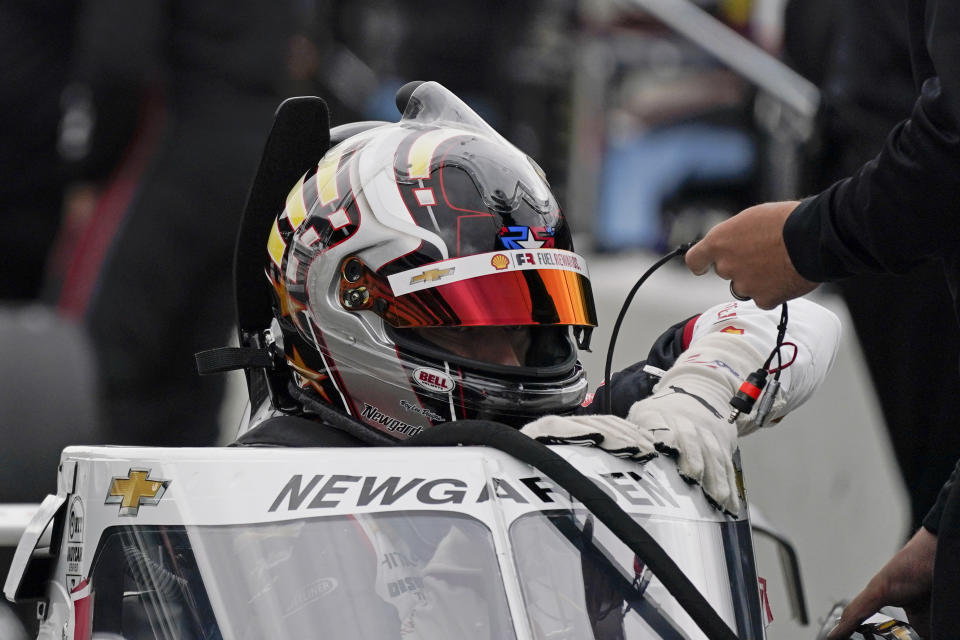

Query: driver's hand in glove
<box><xmin>522</xmin><ymin>298</ymin><xmax>841</xmax><ymax>516</ymax></box>
<box><xmin>520</xmin><ymin>413</ymin><xmax>659</xmax><ymax>461</ymax></box>
<box><xmin>624</xmin><ymin>332</ymin><xmax>760</xmax><ymax>515</ymax></box>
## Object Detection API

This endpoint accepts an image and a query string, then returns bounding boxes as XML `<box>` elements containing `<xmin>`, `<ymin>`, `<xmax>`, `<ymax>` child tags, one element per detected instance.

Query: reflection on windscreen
<box><xmin>509</xmin><ymin>510</ymin><xmax>753</xmax><ymax>640</ymax></box>
<box><xmin>89</xmin><ymin>512</ymin><xmax>514</xmax><ymax>640</ymax></box>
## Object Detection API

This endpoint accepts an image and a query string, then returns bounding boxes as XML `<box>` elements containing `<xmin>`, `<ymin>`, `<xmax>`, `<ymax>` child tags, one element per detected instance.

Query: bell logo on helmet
<box><xmin>413</xmin><ymin>367</ymin><xmax>455</xmax><ymax>393</ymax></box>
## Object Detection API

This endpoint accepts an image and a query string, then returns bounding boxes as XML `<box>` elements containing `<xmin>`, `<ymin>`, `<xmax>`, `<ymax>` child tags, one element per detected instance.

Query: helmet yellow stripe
<box><xmin>285</xmin><ymin>176</ymin><xmax>308</xmax><ymax>229</ymax></box>
<box><xmin>267</xmin><ymin>220</ymin><xmax>286</xmax><ymax>268</ymax></box>
<box><xmin>407</xmin><ymin>129</ymin><xmax>464</xmax><ymax>179</ymax></box>
<box><xmin>316</xmin><ymin>148</ymin><xmax>343</xmax><ymax>206</ymax></box>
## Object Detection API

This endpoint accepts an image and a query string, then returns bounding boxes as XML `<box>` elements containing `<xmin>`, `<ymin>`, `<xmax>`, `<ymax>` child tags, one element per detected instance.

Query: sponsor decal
<box><xmin>105</xmin><ymin>469</ymin><xmax>170</xmax><ymax>516</ymax></box>
<box><xmin>361</xmin><ymin>403</ymin><xmax>424</xmax><ymax>437</ymax></box>
<box><xmin>498</xmin><ymin>225</ymin><xmax>556</xmax><ymax>250</ymax></box>
<box><xmin>715</xmin><ymin>302</ymin><xmax>739</xmax><ymax>322</ymax></box>
<box><xmin>758</xmin><ymin>576</ymin><xmax>774</xmax><ymax>626</ymax></box>
<box><xmin>412</xmin><ymin>367</ymin><xmax>455</xmax><ymax>393</ymax></box>
<box><xmin>400</xmin><ymin>399</ymin><xmax>444</xmax><ymax>422</ymax></box>
<box><xmin>268</xmin><ymin>470</ymin><xmax>678</xmax><ymax>512</ymax></box>
<box><xmin>66</xmin><ymin>545</ymin><xmax>84</xmax><ymax>577</ymax></box>
<box><xmin>683</xmin><ymin>353</ymin><xmax>741</xmax><ymax>378</ymax></box>
<box><xmin>409</xmin><ymin>267</ymin><xmax>454</xmax><ymax>285</ymax></box>
<box><xmin>720</xmin><ymin>326</ymin><xmax>745</xmax><ymax>335</ymax></box>
<box><xmin>382</xmin><ymin>551</ymin><xmax>417</xmax><ymax>569</ymax></box>
<box><xmin>67</xmin><ymin>499</ymin><xmax>85</xmax><ymax>586</ymax></box>
<box><xmin>388</xmin><ymin>576</ymin><xmax>425</xmax><ymax>599</ymax></box>
<box><xmin>285</xmin><ymin>577</ymin><xmax>339</xmax><ymax>615</ymax></box>
<box><xmin>388</xmin><ymin>249</ymin><xmax>589</xmax><ymax>296</ymax></box>
<box><xmin>68</xmin><ymin>496</ymin><xmax>85</xmax><ymax>543</ymax></box>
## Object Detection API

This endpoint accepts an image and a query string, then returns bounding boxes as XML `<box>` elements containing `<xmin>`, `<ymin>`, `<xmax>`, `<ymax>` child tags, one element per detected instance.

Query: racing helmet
<box><xmin>266</xmin><ymin>82</ymin><xmax>597</xmax><ymax>439</ymax></box>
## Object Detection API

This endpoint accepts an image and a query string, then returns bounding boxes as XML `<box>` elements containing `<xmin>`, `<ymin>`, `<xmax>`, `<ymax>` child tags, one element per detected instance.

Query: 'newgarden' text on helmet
<box><xmin>266</xmin><ymin>82</ymin><xmax>597</xmax><ymax>439</ymax></box>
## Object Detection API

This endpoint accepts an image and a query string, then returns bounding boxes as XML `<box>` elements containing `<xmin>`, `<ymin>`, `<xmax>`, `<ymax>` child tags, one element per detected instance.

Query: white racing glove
<box><xmin>519</xmin><ymin>413</ymin><xmax>659</xmax><ymax>460</ymax></box>
<box><xmin>522</xmin><ymin>298</ymin><xmax>842</xmax><ymax>516</ymax></box>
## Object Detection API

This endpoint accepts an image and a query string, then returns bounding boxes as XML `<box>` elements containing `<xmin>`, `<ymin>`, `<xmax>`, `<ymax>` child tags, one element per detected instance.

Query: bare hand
<box><xmin>684</xmin><ymin>201</ymin><xmax>818</xmax><ymax>309</ymax></box>
<box><xmin>826</xmin><ymin>527</ymin><xmax>936</xmax><ymax>639</ymax></box>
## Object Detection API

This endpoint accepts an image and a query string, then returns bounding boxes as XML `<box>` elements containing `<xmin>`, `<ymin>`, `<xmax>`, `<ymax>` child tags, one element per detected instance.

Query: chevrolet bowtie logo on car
<box><xmin>410</xmin><ymin>267</ymin><xmax>454</xmax><ymax>285</ymax></box>
<box><xmin>105</xmin><ymin>469</ymin><xmax>170</xmax><ymax>516</ymax></box>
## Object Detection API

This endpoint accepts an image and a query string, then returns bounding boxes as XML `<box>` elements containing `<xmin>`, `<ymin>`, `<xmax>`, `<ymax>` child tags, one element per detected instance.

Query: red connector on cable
<box><xmin>728</xmin><ymin>368</ymin><xmax>768</xmax><ymax>423</ymax></box>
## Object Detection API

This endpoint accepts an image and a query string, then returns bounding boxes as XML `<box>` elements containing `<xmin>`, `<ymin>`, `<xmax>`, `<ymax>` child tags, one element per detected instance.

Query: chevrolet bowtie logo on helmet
<box><xmin>105</xmin><ymin>469</ymin><xmax>170</xmax><ymax>516</ymax></box>
<box><xmin>410</xmin><ymin>267</ymin><xmax>455</xmax><ymax>285</ymax></box>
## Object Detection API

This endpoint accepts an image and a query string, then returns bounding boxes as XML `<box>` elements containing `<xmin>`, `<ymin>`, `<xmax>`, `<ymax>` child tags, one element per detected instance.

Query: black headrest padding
<box><xmin>395</xmin><ymin>81</ymin><xmax>425</xmax><ymax>115</ymax></box>
<box><xmin>234</xmin><ymin>97</ymin><xmax>330</xmax><ymax>336</ymax></box>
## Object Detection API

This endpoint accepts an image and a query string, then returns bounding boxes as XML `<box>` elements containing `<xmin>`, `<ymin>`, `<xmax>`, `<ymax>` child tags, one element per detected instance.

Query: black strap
<box><xmin>401</xmin><ymin>420</ymin><xmax>741</xmax><ymax>640</ymax></box>
<box><xmin>194</xmin><ymin>346</ymin><xmax>273</xmax><ymax>375</ymax></box>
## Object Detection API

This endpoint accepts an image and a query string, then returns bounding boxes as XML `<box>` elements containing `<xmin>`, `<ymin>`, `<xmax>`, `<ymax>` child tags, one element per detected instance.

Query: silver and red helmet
<box><xmin>266</xmin><ymin>82</ymin><xmax>597</xmax><ymax>439</ymax></box>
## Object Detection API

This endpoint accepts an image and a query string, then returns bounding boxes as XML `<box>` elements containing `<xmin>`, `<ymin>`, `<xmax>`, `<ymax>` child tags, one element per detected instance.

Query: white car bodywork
<box><xmin>5</xmin><ymin>445</ymin><xmax>770</xmax><ymax>639</ymax></box>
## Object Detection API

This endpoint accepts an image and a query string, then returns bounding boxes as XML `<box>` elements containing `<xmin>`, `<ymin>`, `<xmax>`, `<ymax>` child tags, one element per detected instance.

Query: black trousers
<box><xmin>932</xmin><ymin>464</ymin><xmax>960</xmax><ymax>635</ymax></box>
<box><xmin>837</xmin><ymin>266</ymin><xmax>960</xmax><ymax>533</ymax></box>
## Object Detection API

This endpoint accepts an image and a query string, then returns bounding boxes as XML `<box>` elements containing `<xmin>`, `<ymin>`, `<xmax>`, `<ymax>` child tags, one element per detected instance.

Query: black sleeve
<box><xmin>782</xmin><ymin>0</ymin><xmax>960</xmax><ymax>281</ymax></box>
<box><xmin>782</xmin><ymin>0</ymin><xmax>960</xmax><ymax>536</ymax></box>
<box><xmin>578</xmin><ymin>316</ymin><xmax>696</xmax><ymax>418</ymax></box>
<box><xmin>924</xmin><ymin>459</ymin><xmax>960</xmax><ymax>535</ymax></box>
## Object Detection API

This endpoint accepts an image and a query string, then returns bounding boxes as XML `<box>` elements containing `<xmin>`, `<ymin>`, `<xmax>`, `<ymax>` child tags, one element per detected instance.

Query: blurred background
<box><xmin>3</xmin><ymin>0</ymin><xmax>956</xmax><ymax>637</ymax></box>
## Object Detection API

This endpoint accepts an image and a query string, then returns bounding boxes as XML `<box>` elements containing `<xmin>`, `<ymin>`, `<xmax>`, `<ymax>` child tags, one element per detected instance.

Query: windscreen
<box><xmin>87</xmin><ymin>512</ymin><xmax>515</xmax><ymax>640</ymax></box>
<box><xmin>509</xmin><ymin>510</ymin><xmax>764</xmax><ymax>639</ymax></box>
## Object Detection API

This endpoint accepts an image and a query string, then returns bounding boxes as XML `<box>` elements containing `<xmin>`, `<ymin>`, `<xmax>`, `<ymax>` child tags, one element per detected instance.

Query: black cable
<box><xmin>401</xmin><ymin>420</ymin><xmax>741</xmax><ymax>640</ymax></box>
<box><xmin>601</xmin><ymin>244</ymin><xmax>693</xmax><ymax>415</ymax></box>
<box><xmin>728</xmin><ymin>302</ymin><xmax>791</xmax><ymax>422</ymax></box>
<box><xmin>762</xmin><ymin>302</ymin><xmax>789</xmax><ymax>376</ymax></box>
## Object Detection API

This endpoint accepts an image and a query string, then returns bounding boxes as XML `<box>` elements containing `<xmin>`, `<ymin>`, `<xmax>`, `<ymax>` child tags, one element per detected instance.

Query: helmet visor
<box><xmin>379</xmin><ymin>250</ymin><xmax>597</xmax><ymax>328</ymax></box>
